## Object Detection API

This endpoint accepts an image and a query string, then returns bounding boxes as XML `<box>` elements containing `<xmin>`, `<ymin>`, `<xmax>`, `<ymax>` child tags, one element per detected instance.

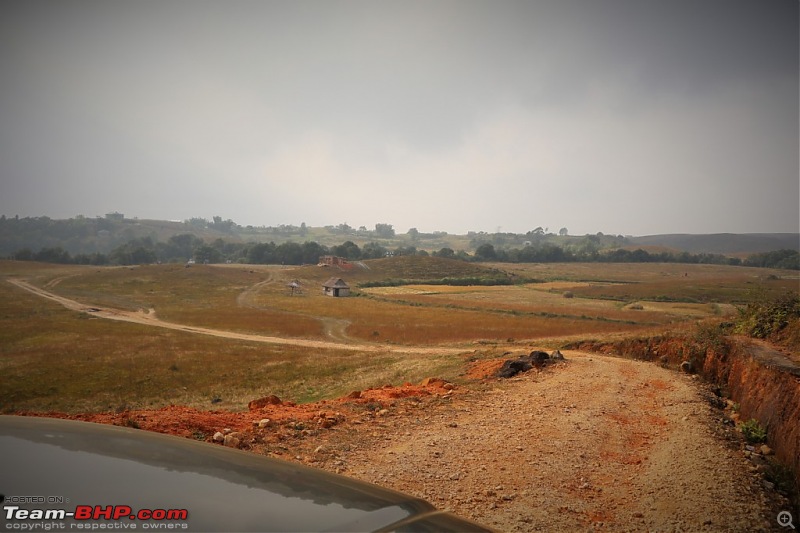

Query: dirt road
<box><xmin>311</xmin><ymin>353</ymin><xmax>783</xmax><ymax>532</ymax></box>
<box><xmin>7</xmin><ymin>277</ymin><xmax>791</xmax><ymax>531</ymax></box>
<box><xmin>5</xmin><ymin>278</ymin><xmax>462</xmax><ymax>355</ymax></box>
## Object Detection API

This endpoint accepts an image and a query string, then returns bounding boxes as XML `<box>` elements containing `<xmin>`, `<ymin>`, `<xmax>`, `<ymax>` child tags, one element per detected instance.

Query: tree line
<box><xmin>470</xmin><ymin>242</ymin><xmax>798</xmax><ymax>269</ymax></box>
<box><xmin>8</xmin><ymin>235</ymin><xmax>411</xmax><ymax>266</ymax></box>
<box><xmin>6</xmin><ymin>233</ymin><xmax>799</xmax><ymax>270</ymax></box>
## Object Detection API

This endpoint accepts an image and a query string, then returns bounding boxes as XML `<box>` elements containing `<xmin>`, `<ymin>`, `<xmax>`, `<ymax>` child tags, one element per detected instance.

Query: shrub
<box><xmin>739</xmin><ymin>419</ymin><xmax>767</xmax><ymax>444</ymax></box>
<box><xmin>736</xmin><ymin>292</ymin><xmax>800</xmax><ymax>340</ymax></box>
<box><xmin>694</xmin><ymin>322</ymin><xmax>728</xmax><ymax>353</ymax></box>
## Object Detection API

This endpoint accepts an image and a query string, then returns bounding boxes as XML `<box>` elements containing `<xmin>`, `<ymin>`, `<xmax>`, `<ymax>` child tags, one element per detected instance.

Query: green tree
<box><xmin>194</xmin><ymin>245</ymin><xmax>222</xmax><ymax>264</ymax></box>
<box><xmin>186</xmin><ymin>217</ymin><xmax>208</xmax><ymax>228</ymax></box>
<box><xmin>475</xmin><ymin>243</ymin><xmax>496</xmax><ymax>260</ymax></box>
<box><xmin>74</xmin><ymin>252</ymin><xmax>109</xmax><ymax>265</ymax></box>
<box><xmin>394</xmin><ymin>246</ymin><xmax>417</xmax><ymax>256</ymax></box>
<box><xmin>160</xmin><ymin>234</ymin><xmax>203</xmax><ymax>262</ymax></box>
<box><xmin>301</xmin><ymin>241</ymin><xmax>327</xmax><ymax>264</ymax></box>
<box><xmin>434</xmin><ymin>247</ymin><xmax>455</xmax><ymax>259</ymax></box>
<box><xmin>210</xmin><ymin>216</ymin><xmax>236</xmax><ymax>233</ymax></box>
<box><xmin>362</xmin><ymin>242</ymin><xmax>387</xmax><ymax>259</ymax></box>
<box><xmin>246</xmin><ymin>242</ymin><xmax>276</xmax><ymax>264</ymax></box>
<box><xmin>333</xmin><ymin>241</ymin><xmax>361</xmax><ymax>260</ymax></box>
<box><xmin>275</xmin><ymin>242</ymin><xmax>303</xmax><ymax>264</ymax></box>
<box><xmin>375</xmin><ymin>223</ymin><xmax>395</xmax><ymax>238</ymax></box>
<box><xmin>109</xmin><ymin>238</ymin><xmax>157</xmax><ymax>265</ymax></box>
<box><xmin>13</xmin><ymin>248</ymin><xmax>34</xmax><ymax>261</ymax></box>
<box><xmin>35</xmin><ymin>247</ymin><xmax>72</xmax><ymax>263</ymax></box>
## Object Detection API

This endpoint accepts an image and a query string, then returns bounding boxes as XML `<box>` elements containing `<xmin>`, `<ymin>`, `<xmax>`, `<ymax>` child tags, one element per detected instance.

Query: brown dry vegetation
<box><xmin>1</xmin><ymin>257</ymin><xmax>795</xmax><ymax>415</ymax></box>
<box><xmin>499</xmin><ymin>261</ymin><xmax>796</xmax><ymax>303</ymax></box>
<box><xmin>0</xmin><ymin>266</ymin><xmax>467</xmax><ymax>412</ymax></box>
<box><xmin>3</xmin><ymin>257</ymin><xmax>799</xmax><ymax>531</ymax></box>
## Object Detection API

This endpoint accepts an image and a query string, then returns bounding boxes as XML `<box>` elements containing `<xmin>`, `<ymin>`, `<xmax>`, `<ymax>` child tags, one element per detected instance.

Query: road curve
<box><xmin>6</xmin><ymin>278</ymin><xmax>467</xmax><ymax>356</ymax></box>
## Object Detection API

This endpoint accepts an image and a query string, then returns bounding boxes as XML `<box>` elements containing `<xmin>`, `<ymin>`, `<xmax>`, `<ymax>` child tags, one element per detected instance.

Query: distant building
<box><xmin>318</xmin><ymin>255</ymin><xmax>353</xmax><ymax>269</ymax></box>
<box><xmin>105</xmin><ymin>212</ymin><xmax>124</xmax><ymax>221</ymax></box>
<box><xmin>322</xmin><ymin>277</ymin><xmax>350</xmax><ymax>297</ymax></box>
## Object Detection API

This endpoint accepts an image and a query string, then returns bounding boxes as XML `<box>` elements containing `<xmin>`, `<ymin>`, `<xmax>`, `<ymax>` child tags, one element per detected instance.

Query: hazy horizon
<box><xmin>1</xmin><ymin>1</ymin><xmax>798</xmax><ymax>237</ymax></box>
<box><xmin>5</xmin><ymin>212</ymin><xmax>800</xmax><ymax>241</ymax></box>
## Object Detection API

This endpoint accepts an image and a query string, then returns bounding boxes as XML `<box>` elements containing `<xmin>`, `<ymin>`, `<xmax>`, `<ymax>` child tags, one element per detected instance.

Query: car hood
<box><xmin>0</xmin><ymin>416</ymin><xmax>492</xmax><ymax>532</ymax></box>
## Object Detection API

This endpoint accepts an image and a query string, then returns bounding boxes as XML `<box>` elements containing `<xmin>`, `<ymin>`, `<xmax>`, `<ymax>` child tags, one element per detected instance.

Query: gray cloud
<box><xmin>1</xmin><ymin>0</ymin><xmax>796</xmax><ymax>235</ymax></box>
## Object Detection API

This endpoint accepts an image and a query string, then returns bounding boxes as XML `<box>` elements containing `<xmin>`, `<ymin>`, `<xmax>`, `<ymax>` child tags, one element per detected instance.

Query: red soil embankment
<box><xmin>704</xmin><ymin>340</ymin><xmax>800</xmax><ymax>484</ymax></box>
<box><xmin>569</xmin><ymin>335</ymin><xmax>800</xmax><ymax>488</ymax></box>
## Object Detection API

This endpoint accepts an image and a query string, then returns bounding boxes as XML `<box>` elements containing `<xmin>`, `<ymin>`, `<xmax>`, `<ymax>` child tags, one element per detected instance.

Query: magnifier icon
<box><xmin>779</xmin><ymin>511</ymin><xmax>795</xmax><ymax>529</ymax></box>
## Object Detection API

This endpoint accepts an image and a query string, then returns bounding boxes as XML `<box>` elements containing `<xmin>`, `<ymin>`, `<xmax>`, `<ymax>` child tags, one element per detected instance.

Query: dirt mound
<box><xmin>464</xmin><ymin>358</ymin><xmax>507</xmax><ymax>380</ymax></box>
<box><xmin>13</xmin><ymin>355</ymin><xmax>793</xmax><ymax>531</ymax></box>
<box><xmin>15</xmin><ymin>379</ymin><xmax>459</xmax><ymax>446</ymax></box>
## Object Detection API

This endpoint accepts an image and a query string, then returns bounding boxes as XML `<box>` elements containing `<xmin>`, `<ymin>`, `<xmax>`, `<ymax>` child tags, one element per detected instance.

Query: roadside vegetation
<box><xmin>734</xmin><ymin>291</ymin><xmax>800</xmax><ymax>351</ymax></box>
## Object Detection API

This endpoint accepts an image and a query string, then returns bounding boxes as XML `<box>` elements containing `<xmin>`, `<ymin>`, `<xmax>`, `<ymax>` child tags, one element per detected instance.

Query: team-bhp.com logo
<box><xmin>4</xmin><ymin>504</ymin><xmax>189</xmax><ymax>529</ymax></box>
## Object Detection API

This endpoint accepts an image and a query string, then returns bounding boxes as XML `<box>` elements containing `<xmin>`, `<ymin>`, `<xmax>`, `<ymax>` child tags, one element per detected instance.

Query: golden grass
<box><xmin>359</xmin><ymin>282</ymin><xmax>721</xmax><ymax>327</ymax></box>
<box><xmin>0</xmin><ymin>288</ymin><xmax>465</xmax><ymax>412</ymax></box>
<box><xmin>0</xmin><ymin>266</ymin><xmax>467</xmax><ymax>413</ymax></box>
<box><xmin>2</xmin><ymin>258</ymin><xmax>792</xmax><ymax>413</ymax></box>
<box><xmin>496</xmin><ymin>262</ymin><xmax>796</xmax><ymax>303</ymax></box>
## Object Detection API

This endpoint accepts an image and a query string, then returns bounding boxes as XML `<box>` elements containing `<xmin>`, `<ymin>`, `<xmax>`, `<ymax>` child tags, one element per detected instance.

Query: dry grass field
<box><xmin>1</xmin><ymin>257</ymin><xmax>795</xmax><ymax>414</ymax></box>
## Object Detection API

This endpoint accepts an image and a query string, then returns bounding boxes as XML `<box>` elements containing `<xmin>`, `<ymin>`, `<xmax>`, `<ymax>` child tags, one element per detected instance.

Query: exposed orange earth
<box><xmin>18</xmin><ymin>353</ymin><xmax>793</xmax><ymax>532</ymax></box>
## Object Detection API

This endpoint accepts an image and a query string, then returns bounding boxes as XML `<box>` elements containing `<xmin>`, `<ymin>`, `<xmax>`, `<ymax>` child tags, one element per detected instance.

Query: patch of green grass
<box><xmin>739</xmin><ymin>419</ymin><xmax>767</xmax><ymax>444</ymax></box>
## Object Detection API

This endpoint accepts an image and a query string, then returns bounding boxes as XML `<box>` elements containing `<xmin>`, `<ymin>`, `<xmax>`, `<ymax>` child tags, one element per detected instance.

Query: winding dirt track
<box><xmin>6</xmin><ymin>277</ymin><xmax>793</xmax><ymax>531</ymax></box>
<box><xmin>5</xmin><ymin>278</ymin><xmax>463</xmax><ymax>355</ymax></box>
<box><xmin>313</xmin><ymin>355</ymin><xmax>784</xmax><ymax>532</ymax></box>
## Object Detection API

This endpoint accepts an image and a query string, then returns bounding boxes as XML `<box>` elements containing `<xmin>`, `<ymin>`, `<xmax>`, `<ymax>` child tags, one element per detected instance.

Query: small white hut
<box><xmin>322</xmin><ymin>277</ymin><xmax>350</xmax><ymax>297</ymax></box>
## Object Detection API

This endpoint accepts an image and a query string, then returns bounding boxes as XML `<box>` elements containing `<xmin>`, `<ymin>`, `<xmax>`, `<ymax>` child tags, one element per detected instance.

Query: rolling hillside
<box><xmin>2</xmin><ymin>215</ymin><xmax>797</xmax><ymax>258</ymax></box>
<box><xmin>628</xmin><ymin>233</ymin><xmax>799</xmax><ymax>255</ymax></box>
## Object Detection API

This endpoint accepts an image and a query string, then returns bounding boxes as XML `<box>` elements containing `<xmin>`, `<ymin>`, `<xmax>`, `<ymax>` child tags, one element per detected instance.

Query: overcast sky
<box><xmin>1</xmin><ymin>1</ymin><xmax>797</xmax><ymax>236</ymax></box>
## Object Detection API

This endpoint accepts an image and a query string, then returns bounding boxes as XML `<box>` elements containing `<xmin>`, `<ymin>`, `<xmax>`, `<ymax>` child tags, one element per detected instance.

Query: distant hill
<box><xmin>628</xmin><ymin>233</ymin><xmax>799</xmax><ymax>255</ymax></box>
<box><xmin>2</xmin><ymin>214</ymin><xmax>798</xmax><ymax>259</ymax></box>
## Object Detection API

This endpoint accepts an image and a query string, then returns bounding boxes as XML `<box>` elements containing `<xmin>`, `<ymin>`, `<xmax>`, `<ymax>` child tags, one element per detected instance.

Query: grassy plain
<box><xmin>1</xmin><ymin>258</ymin><xmax>795</xmax><ymax>413</ymax></box>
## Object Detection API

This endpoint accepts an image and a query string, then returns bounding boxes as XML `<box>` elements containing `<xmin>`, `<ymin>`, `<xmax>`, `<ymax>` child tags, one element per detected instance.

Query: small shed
<box><xmin>322</xmin><ymin>277</ymin><xmax>350</xmax><ymax>297</ymax></box>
